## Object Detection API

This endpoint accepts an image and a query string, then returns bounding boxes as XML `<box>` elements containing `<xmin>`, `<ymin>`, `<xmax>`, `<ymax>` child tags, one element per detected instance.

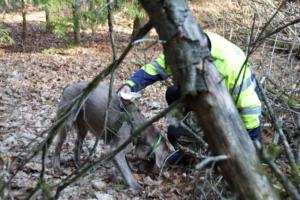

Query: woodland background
<box><xmin>0</xmin><ymin>0</ymin><xmax>300</xmax><ymax>199</ymax></box>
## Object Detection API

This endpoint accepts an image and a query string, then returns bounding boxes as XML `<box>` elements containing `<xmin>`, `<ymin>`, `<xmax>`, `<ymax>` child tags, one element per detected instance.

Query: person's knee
<box><xmin>167</xmin><ymin>125</ymin><xmax>190</xmax><ymax>147</ymax></box>
<box><xmin>165</xmin><ymin>86</ymin><xmax>180</xmax><ymax>105</ymax></box>
<box><xmin>248</xmin><ymin>126</ymin><xmax>261</xmax><ymax>141</ymax></box>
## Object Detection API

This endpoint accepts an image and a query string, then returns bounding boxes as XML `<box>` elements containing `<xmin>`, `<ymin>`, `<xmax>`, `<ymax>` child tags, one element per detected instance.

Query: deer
<box><xmin>52</xmin><ymin>81</ymin><xmax>170</xmax><ymax>190</ymax></box>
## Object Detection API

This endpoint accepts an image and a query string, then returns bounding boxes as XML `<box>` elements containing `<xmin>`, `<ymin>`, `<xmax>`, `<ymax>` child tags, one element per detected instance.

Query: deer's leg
<box><xmin>53</xmin><ymin>127</ymin><xmax>67</xmax><ymax>171</ymax></box>
<box><xmin>74</xmin><ymin>118</ymin><xmax>88</xmax><ymax>168</ymax></box>
<box><xmin>113</xmin><ymin>150</ymin><xmax>142</xmax><ymax>190</ymax></box>
<box><xmin>111</xmin><ymin>122</ymin><xmax>141</xmax><ymax>190</ymax></box>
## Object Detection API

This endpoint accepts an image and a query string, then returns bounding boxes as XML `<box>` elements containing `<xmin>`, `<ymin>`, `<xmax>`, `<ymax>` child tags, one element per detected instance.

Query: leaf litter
<box><xmin>0</xmin><ymin>11</ymin><xmax>195</xmax><ymax>200</ymax></box>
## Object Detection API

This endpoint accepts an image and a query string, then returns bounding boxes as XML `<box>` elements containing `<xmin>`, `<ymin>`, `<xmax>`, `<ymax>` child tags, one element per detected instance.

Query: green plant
<box><xmin>0</xmin><ymin>22</ymin><xmax>14</xmax><ymax>45</ymax></box>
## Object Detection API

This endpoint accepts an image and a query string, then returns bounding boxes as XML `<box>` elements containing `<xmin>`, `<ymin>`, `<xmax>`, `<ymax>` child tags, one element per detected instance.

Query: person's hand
<box><xmin>118</xmin><ymin>85</ymin><xmax>131</xmax><ymax>96</ymax></box>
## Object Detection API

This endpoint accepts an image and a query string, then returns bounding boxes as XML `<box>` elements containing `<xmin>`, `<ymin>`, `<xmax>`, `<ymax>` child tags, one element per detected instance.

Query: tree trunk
<box><xmin>4</xmin><ymin>0</ymin><xmax>12</xmax><ymax>10</ymax></box>
<box><xmin>21</xmin><ymin>0</ymin><xmax>26</xmax><ymax>51</ymax></box>
<box><xmin>89</xmin><ymin>0</ymin><xmax>97</xmax><ymax>35</ymax></box>
<box><xmin>138</xmin><ymin>0</ymin><xmax>279</xmax><ymax>199</ymax></box>
<box><xmin>72</xmin><ymin>0</ymin><xmax>80</xmax><ymax>45</ymax></box>
<box><xmin>45</xmin><ymin>2</ymin><xmax>52</xmax><ymax>32</ymax></box>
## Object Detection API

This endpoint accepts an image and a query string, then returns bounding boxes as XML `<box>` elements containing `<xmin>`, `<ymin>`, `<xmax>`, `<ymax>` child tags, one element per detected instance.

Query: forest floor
<box><xmin>1</xmin><ymin>5</ymin><xmax>300</xmax><ymax>200</ymax></box>
<box><xmin>0</xmin><ymin>10</ymin><xmax>203</xmax><ymax>200</ymax></box>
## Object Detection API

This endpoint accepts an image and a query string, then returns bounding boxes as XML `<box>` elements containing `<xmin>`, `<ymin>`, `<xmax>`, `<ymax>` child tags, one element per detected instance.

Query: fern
<box><xmin>122</xmin><ymin>0</ymin><xmax>145</xmax><ymax>19</ymax></box>
<box><xmin>0</xmin><ymin>22</ymin><xmax>14</xmax><ymax>45</ymax></box>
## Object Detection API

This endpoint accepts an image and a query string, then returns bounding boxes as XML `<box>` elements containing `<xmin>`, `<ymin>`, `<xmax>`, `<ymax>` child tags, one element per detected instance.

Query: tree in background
<box><xmin>44</xmin><ymin>0</ymin><xmax>145</xmax><ymax>43</ymax></box>
<box><xmin>0</xmin><ymin>0</ymin><xmax>146</xmax><ymax>45</ymax></box>
<box><xmin>0</xmin><ymin>1</ymin><xmax>14</xmax><ymax>45</ymax></box>
<box><xmin>21</xmin><ymin>0</ymin><xmax>26</xmax><ymax>51</ymax></box>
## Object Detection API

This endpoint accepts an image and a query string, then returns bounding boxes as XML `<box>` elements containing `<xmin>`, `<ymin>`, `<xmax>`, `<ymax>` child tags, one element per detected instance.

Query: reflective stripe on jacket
<box><xmin>127</xmin><ymin>32</ymin><xmax>261</xmax><ymax>129</ymax></box>
<box><xmin>206</xmin><ymin>32</ymin><xmax>261</xmax><ymax>129</ymax></box>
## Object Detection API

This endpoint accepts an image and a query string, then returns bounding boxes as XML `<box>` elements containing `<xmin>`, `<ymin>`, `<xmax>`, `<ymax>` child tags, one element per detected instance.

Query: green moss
<box><xmin>265</xmin><ymin>144</ymin><xmax>283</xmax><ymax>161</ymax></box>
<box><xmin>287</xmin><ymin>97</ymin><xmax>300</xmax><ymax>107</ymax></box>
<box><xmin>290</xmin><ymin>163</ymin><xmax>300</xmax><ymax>185</ymax></box>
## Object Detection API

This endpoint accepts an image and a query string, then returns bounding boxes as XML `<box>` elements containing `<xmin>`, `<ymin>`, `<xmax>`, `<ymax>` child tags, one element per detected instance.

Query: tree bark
<box><xmin>72</xmin><ymin>0</ymin><xmax>80</xmax><ymax>45</ymax></box>
<box><xmin>21</xmin><ymin>0</ymin><xmax>27</xmax><ymax>51</ymax></box>
<box><xmin>45</xmin><ymin>2</ymin><xmax>52</xmax><ymax>32</ymax></box>
<box><xmin>89</xmin><ymin>0</ymin><xmax>97</xmax><ymax>35</ymax></box>
<box><xmin>138</xmin><ymin>0</ymin><xmax>279</xmax><ymax>199</ymax></box>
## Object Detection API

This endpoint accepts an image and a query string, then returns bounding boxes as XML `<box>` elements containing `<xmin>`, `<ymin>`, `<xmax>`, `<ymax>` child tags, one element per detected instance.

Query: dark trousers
<box><xmin>165</xmin><ymin>86</ymin><xmax>261</xmax><ymax>147</ymax></box>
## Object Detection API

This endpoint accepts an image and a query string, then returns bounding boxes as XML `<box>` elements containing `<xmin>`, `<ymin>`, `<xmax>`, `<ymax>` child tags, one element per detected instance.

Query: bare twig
<box><xmin>176</xmin><ymin>143</ymin><xmax>207</xmax><ymax>159</ymax></box>
<box><xmin>103</xmin><ymin>0</ymin><xmax>117</xmax><ymax>146</ymax></box>
<box><xmin>266</xmin><ymin>77</ymin><xmax>300</xmax><ymax>104</ymax></box>
<box><xmin>91</xmin><ymin>0</ymin><xmax>117</xmax><ymax>156</ymax></box>
<box><xmin>25</xmin><ymin>144</ymin><xmax>48</xmax><ymax>200</ymax></box>
<box><xmin>268</xmin><ymin>33</ymin><xmax>278</xmax><ymax>76</ymax></box>
<box><xmin>256</xmin><ymin>77</ymin><xmax>296</xmax><ymax>164</ymax></box>
<box><xmin>249</xmin><ymin>0</ymin><xmax>287</xmax><ymax>54</ymax></box>
<box><xmin>196</xmin><ymin>155</ymin><xmax>229</xmax><ymax>171</ymax></box>
<box><xmin>132</xmin><ymin>38</ymin><xmax>166</xmax><ymax>46</ymax></box>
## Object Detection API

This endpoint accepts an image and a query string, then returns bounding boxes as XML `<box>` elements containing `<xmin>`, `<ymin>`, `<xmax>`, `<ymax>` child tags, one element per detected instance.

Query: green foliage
<box><xmin>265</xmin><ymin>144</ymin><xmax>283</xmax><ymax>161</ymax></box>
<box><xmin>52</xmin><ymin>17</ymin><xmax>73</xmax><ymax>38</ymax></box>
<box><xmin>122</xmin><ymin>0</ymin><xmax>145</xmax><ymax>19</ymax></box>
<box><xmin>81</xmin><ymin>0</ymin><xmax>108</xmax><ymax>30</ymax></box>
<box><xmin>29</xmin><ymin>0</ymin><xmax>146</xmax><ymax>42</ymax></box>
<box><xmin>290</xmin><ymin>163</ymin><xmax>300</xmax><ymax>185</ymax></box>
<box><xmin>0</xmin><ymin>21</ymin><xmax>14</xmax><ymax>45</ymax></box>
<box><xmin>32</xmin><ymin>0</ymin><xmax>48</xmax><ymax>6</ymax></box>
<box><xmin>46</xmin><ymin>0</ymin><xmax>74</xmax><ymax>38</ymax></box>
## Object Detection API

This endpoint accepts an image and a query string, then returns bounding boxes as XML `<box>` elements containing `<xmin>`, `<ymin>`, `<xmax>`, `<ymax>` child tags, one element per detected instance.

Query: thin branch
<box><xmin>132</xmin><ymin>38</ymin><xmax>166</xmax><ymax>46</ymax></box>
<box><xmin>90</xmin><ymin>0</ymin><xmax>117</xmax><ymax>156</ymax></box>
<box><xmin>249</xmin><ymin>0</ymin><xmax>287</xmax><ymax>54</ymax></box>
<box><xmin>256</xmin><ymin>78</ymin><xmax>296</xmax><ymax>163</ymax></box>
<box><xmin>255</xmin><ymin>141</ymin><xmax>300</xmax><ymax>200</ymax></box>
<box><xmin>196</xmin><ymin>155</ymin><xmax>229</xmax><ymax>171</ymax></box>
<box><xmin>176</xmin><ymin>143</ymin><xmax>207</xmax><ymax>159</ymax></box>
<box><xmin>104</xmin><ymin>0</ymin><xmax>117</xmax><ymax>143</ymax></box>
<box><xmin>252</xmin><ymin>18</ymin><xmax>300</xmax><ymax>50</ymax></box>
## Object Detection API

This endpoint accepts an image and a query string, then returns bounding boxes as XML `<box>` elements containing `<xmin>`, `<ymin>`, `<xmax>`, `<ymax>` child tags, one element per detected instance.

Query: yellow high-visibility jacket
<box><xmin>127</xmin><ymin>32</ymin><xmax>261</xmax><ymax>129</ymax></box>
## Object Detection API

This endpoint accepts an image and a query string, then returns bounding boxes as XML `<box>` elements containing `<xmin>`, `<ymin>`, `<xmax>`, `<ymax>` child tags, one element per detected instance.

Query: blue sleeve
<box><xmin>129</xmin><ymin>69</ymin><xmax>163</xmax><ymax>92</ymax></box>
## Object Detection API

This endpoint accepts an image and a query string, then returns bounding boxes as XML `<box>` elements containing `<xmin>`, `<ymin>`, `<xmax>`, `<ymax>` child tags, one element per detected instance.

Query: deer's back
<box><xmin>60</xmin><ymin>82</ymin><xmax>124</xmax><ymax>135</ymax></box>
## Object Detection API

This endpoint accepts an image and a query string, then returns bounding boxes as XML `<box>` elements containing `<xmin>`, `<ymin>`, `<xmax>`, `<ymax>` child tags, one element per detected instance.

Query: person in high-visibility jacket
<box><xmin>119</xmin><ymin>32</ymin><xmax>262</xmax><ymax>143</ymax></box>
